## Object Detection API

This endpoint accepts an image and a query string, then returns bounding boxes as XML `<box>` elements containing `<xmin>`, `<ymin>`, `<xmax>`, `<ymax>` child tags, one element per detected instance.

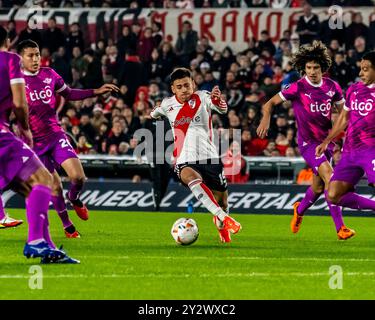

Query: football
<box><xmin>171</xmin><ymin>218</ymin><xmax>199</xmax><ymax>245</ymax></box>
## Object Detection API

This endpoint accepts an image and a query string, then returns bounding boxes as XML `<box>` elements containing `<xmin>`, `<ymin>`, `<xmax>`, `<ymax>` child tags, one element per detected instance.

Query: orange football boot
<box><xmin>213</xmin><ymin>216</ymin><xmax>231</xmax><ymax>243</ymax></box>
<box><xmin>337</xmin><ymin>226</ymin><xmax>356</xmax><ymax>240</ymax></box>
<box><xmin>222</xmin><ymin>215</ymin><xmax>242</xmax><ymax>234</ymax></box>
<box><xmin>291</xmin><ymin>202</ymin><xmax>304</xmax><ymax>233</ymax></box>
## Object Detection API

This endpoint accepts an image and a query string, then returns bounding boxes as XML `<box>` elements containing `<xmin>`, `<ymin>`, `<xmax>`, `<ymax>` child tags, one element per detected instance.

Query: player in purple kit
<box><xmin>316</xmin><ymin>51</ymin><xmax>375</xmax><ymax>213</ymax></box>
<box><xmin>16</xmin><ymin>40</ymin><xmax>119</xmax><ymax>238</ymax></box>
<box><xmin>0</xmin><ymin>26</ymin><xmax>78</xmax><ymax>263</ymax></box>
<box><xmin>257</xmin><ymin>41</ymin><xmax>355</xmax><ymax>240</ymax></box>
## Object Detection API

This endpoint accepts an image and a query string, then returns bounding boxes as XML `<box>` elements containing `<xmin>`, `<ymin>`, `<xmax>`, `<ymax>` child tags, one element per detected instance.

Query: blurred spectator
<box><xmin>82</xmin><ymin>48</ymin><xmax>104</xmax><ymax>88</ymax></box>
<box><xmin>263</xmin><ymin>140</ymin><xmax>276</xmax><ymax>156</ymax></box>
<box><xmin>80</xmin><ymin>114</ymin><xmax>97</xmax><ymax>142</ymax></box>
<box><xmin>40</xmin><ymin>47</ymin><xmax>52</xmax><ymax>67</ymax></box>
<box><xmin>116</xmin><ymin>50</ymin><xmax>147</xmax><ymax>102</ymax></box>
<box><xmin>76</xmin><ymin>135</ymin><xmax>92</xmax><ymax>154</ymax></box>
<box><xmin>175</xmin><ymin>21</ymin><xmax>199</xmax><ymax>67</ymax></box>
<box><xmin>17</xmin><ymin>18</ymin><xmax>43</xmax><ymax>48</ymax></box>
<box><xmin>51</xmin><ymin>47</ymin><xmax>72</xmax><ymax>83</ymax></box>
<box><xmin>346</xmin><ymin>12</ymin><xmax>369</xmax><ymax>49</ymax></box>
<box><xmin>71</xmin><ymin>47</ymin><xmax>87</xmax><ymax>77</ymax></box>
<box><xmin>7</xmin><ymin>20</ymin><xmax>18</xmax><ymax>48</ymax></box>
<box><xmin>296</xmin><ymin>3</ymin><xmax>320</xmax><ymax>45</ymax></box>
<box><xmin>91</xmin><ymin>105</ymin><xmax>108</xmax><ymax>133</ymax></box>
<box><xmin>151</xmin><ymin>21</ymin><xmax>164</xmax><ymax>47</ymax></box>
<box><xmin>117</xmin><ymin>25</ymin><xmax>137</xmax><ymax>62</ymax></box>
<box><xmin>66</xmin><ymin>23</ymin><xmax>85</xmax><ymax>57</ymax></box>
<box><xmin>106</xmin><ymin>121</ymin><xmax>129</xmax><ymax>152</ymax></box>
<box><xmin>42</xmin><ymin>17</ymin><xmax>66</xmax><ymax>54</ymax></box>
<box><xmin>297</xmin><ymin>165</ymin><xmax>313</xmax><ymax>185</ymax></box>
<box><xmin>258</xmin><ymin>30</ymin><xmax>276</xmax><ymax>56</ymax></box>
<box><xmin>222</xmin><ymin>141</ymin><xmax>249</xmax><ymax>184</ymax></box>
<box><xmin>137</xmin><ymin>27</ymin><xmax>156</xmax><ymax>62</ymax></box>
<box><xmin>330</xmin><ymin>51</ymin><xmax>352</xmax><ymax>89</ymax></box>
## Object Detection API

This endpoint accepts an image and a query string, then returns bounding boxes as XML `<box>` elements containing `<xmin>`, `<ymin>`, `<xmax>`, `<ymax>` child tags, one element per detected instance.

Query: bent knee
<box><xmin>33</xmin><ymin>168</ymin><xmax>53</xmax><ymax>188</ymax></box>
<box><xmin>70</xmin><ymin>174</ymin><xmax>87</xmax><ymax>185</ymax></box>
<box><xmin>327</xmin><ymin>188</ymin><xmax>342</xmax><ymax>205</ymax></box>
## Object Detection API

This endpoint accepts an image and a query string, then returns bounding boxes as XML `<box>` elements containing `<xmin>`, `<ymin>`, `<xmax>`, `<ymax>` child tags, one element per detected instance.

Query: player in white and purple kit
<box><xmin>0</xmin><ymin>26</ymin><xmax>78</xmax><ymax>263</ymax></box>
<box><xmin>316</xmin><ymin>51</ymin><xmax>375</xmax><ymax>214</ymax></box>
<box><xmin>257</xmin><ymin>41</ymin><xmax>355</xmax><ymax>240</ymax></box>
<box><xmin>16</xmin><ymin>40</ymin><xmax>119</xmax><ymax>238</ymax></box>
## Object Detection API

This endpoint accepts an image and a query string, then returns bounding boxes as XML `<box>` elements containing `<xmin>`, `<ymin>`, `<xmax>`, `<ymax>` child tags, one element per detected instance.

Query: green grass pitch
<box><xmin>1</xmin><ymin>209</ymin><xmax>375</xmax><ymax>299</ymax></box>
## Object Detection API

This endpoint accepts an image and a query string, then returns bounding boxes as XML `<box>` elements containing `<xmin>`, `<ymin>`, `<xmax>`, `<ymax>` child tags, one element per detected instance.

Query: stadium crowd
<box><xmin>2</xmin><ymin>2</ymin><xmax>375</xmax><ymax>177</ymax></box>
<box><xmin>3</xmin><ymin>0</ymin><xmax>375</xmax><ymax>8</ymax></box>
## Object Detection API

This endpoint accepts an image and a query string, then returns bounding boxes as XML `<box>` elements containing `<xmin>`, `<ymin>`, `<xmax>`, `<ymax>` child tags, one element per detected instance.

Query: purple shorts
<box><xmin>33</xmin><ymin>132</ymin><xmax>78</xmax><ymax>174</ymax></box>
<box><xmin>331</xmin><ymin>149</ymin><xmax>375</xmax><ymax>186</ymax></box>
<box><xmin>299</xmin><ymin>142</ymin><xmax>334</xmax><ymax>175</ymax></box>
<box><xmin>0</xmin><ymin>130</ymin><xmax>43</xmax><ymax>190</ymax></box>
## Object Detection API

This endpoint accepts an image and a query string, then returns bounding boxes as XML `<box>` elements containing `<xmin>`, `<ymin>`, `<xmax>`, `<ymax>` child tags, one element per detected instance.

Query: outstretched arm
<box><xmin>256</xmin><ymin>93</ymin><xmax>284</xmax><ymax>139</ymax></box>
<box><xmin>57</xmin><ymin>83</ymin><xmax>120</xmax><ymax>101</ymax></box>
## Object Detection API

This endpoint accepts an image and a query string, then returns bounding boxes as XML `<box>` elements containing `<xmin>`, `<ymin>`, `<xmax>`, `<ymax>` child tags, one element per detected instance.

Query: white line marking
<box><xmin>1</xmin><ymin>272</ymin><xmax>375</xmax><ymax>279</ymax></box>
<box><xmin>82</xmin><ymin>255</ymin><xmax>375</xmax><ymax>263</ymax></box>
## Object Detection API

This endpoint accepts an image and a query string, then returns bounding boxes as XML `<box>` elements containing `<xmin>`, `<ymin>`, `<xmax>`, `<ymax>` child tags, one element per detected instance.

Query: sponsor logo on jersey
<box><xmin>350</xmin><ymin>98</ymin><xmax>374</xmax><ymax>116</ymax></box>
<box><xmin>29</xmin><ymin>85</ymin><xmax>53</xmax><ymax>104</ymax></box>
<box><xmin>167</xmin><ymin>107</ymin><xmax>174</xmax><ymax>113</ymax></box>
<box><xmin>172</xmin><ymin>115</ymin><xmax>201</xmax><ymax>127</ymax></box>
<box><xmin>309</xmin><ymin>100</ymin><xmax>332</xmax><ymax>117</ymax></box>
<box><xmin>304</xmin><ymin>93</ymin><xmax>312</xmax><ymax>99</ymax></box>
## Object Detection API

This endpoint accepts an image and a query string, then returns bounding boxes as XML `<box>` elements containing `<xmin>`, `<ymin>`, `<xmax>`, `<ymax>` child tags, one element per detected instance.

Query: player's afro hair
<box><xmin>291</xmin><ymin>40</ymin><xmax>332</xmax><ymax>75</ymax></box>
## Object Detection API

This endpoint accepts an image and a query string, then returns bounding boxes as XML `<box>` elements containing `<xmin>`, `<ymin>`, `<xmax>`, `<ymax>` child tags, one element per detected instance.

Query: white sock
<box><xmin>188</xmin><ymin>179</ymin><xmax>227</xmax><ymax>220</ymax></box>
<box><xmin>28</xmin><ymin>239</ymin><xmax>44</xmax><ymax>245</ymax></box>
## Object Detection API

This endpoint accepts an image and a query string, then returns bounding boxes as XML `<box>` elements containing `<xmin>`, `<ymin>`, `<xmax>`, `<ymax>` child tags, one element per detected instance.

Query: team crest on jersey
<box><xmin>43</xmin><ymin>78</ymin><xmax>52</xmax><ymax>84</ymax></box>
<box><xmin>371</xmin><ymin>93</ymin><xmax>375</xmax><ymax>98</ymax></box>
<box><xmin>188</xmin><ymin>99</ymin><xmax>196</xmax><ymax>109</ymax></box>
<box><xmin>326</xmin><ymin>91</ymin><xmax>335</xmax><ymax>97</ymax></box>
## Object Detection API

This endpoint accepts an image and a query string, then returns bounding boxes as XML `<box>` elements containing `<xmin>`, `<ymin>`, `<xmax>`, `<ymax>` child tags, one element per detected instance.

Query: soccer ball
<box><xmin>171</xmin><ymin>218</ymin><xmax>199</xmax><ymax>245</ymax></box>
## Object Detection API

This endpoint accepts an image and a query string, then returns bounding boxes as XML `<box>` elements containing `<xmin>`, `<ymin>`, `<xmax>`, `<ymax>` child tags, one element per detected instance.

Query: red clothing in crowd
<box><xmin>222</xmin><ymin>150</ymin><xmax>249</xmax><ymax>184</ymax></box>
<box><xmin>242</xmin><ymin>137</ymin><xmax>269</xmax><ymax>156</ymax></box>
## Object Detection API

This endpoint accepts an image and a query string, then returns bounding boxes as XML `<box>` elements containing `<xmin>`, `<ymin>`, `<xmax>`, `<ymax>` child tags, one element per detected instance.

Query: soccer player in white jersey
<box><xmin>150</xmin><ymin>68</ymin><xmax>241</xmax><ymax>242</ymax></box>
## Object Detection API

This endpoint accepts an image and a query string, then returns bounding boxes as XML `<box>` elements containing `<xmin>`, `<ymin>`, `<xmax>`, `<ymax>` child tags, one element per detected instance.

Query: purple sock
<box><xmin>51</xmin><ymin>194</ymin><xmax>73</xmax><ymax>229</ymax></box>
<box><xmin>43</xmin><ymin>214</ymin><xmax>56</xmax><ymax>249</ymax></box>
<box><xmin>324</xmin><ymin>191</ymin><xmax>344</xmax><ymax>232</ymax></box>
<box><xmin>337</xmin><ymin>192</ymin><xmax>375</xmax><ymax>211</ymax></box>
<box><xmin>68</xmin><ymin>181</ymin><xmax>83</xmax><ymax>201</ymax></box>
<box><xmin>297</xmin><ymin>187</ymin><xmax>321</xmax><ymax>215</ymax></box>
<box><xmin>26</xmin><ymin>185</ymin><xmax>51</xmax><ymax>243</ymax></box>
<box><xmin>0</xmin><ymin>196</ymin><xmax>5</xmax><ymax>220</ymax></box>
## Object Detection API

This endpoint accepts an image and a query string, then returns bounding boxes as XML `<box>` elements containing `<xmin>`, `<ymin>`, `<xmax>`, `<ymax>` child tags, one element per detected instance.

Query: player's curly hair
<box><xmin>291</xmin><ymin>40</ymin><xmax>332</xmax><ymax>75</ymax></box>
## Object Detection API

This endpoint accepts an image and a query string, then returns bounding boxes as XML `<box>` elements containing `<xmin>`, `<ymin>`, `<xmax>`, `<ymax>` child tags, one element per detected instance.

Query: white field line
<box><xmin>1</xmin><ymin>272</ymin><xmax>375</xmax><ymax>279</ymax></box>
<box><xmin>82</xmin><ymin>255</ymin><xmax>375</xmax><ymax>263</ymax></box>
